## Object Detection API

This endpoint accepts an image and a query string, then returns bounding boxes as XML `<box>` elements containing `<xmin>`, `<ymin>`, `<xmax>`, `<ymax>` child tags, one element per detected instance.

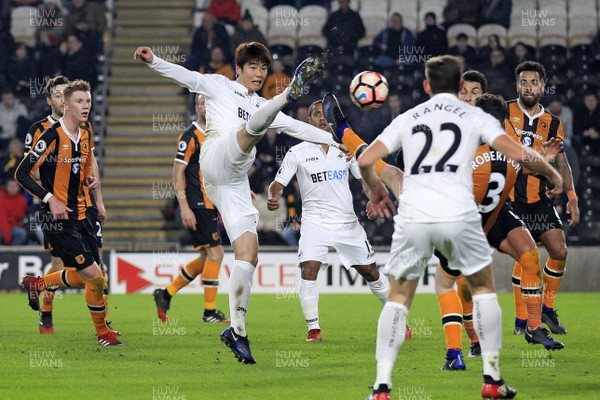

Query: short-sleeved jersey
<box><xmin>174</xmin><ymin>122</ymin><xmax>214</xmax><ymax>209</ymax></box>
<box><xmin>377</xmin><ymin>93</ymin><xmax>506</xmax><ymax>223</ymax></box>
<box><xmin>149</xmin><ymin>57</ymin><xmax>334</xmax><ymax>145</ymax></box>
<box><xmin>274</xmin><ymin>142</ymin><xmax>361</xmax><ymax>225</ymax></box>
<box><xmin>472</xmin><ymin>124</ymin><xmax>522</xmax><ymax>233</ymax></box>
<box><xmin>506</xmin><ymin>99</ymin><xmax>564</xmax><ymax>204</ymax></box>
<box><xmin>15</xmin><ymin>119</ymin><xmax>94</xmax><ymax>220</ymax></box>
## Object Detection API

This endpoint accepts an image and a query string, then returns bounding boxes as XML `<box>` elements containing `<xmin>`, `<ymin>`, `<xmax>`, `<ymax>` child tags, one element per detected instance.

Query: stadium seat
<box><xmin>268</xmin><ymin>5</ymin><xmax>299</xmax><ymax>33</ymax></box>
<box><xmin>10</xmin><ymin>7</ymin><xmax>37</xmax><ymax>47</ymax></box>
<box><xmin>239</xmin><ymin>0</ymin><xmax>263</xmax><ymax>11</ymax></box>
<box><xmin>510</xmin><ymin>0</ymin><xmax>537</xmax><ymax>18</ymax></box>
<box><xmin>243</xmin><ymin>6</ymin><xmax>268</xmax><ymax>37</ymax></box>
<box><xmin>298</xmin><ymin>5</ymin><xmax>328</xmax><ymax>31</ymax></box>
<box><xmin>508</xmin><ymin>24</ymin><xmax>537</xmax><ymax>49</ymax></box>
<box><xmin>359</xmin><ymin>0</ymin><xmax>388</xmax><ymax>19</ymax></box>
<box><xmin>568</xmin><ymin>23</ymin><xmax>596</xmax><ymax>48</ymax></box>
<box><xmin>477</xmin><ymin>24</ymin><xmax>508</xmax><ymax>49</ymax></box>
<box><xmin>297</xmin><ymin>27</ymin><xmax>327</xmax><ymax>48</ymax></box>
<box><xmin>268</xmin><ymin>22</ymin><xmax>297</xmax><ymax>48</ymax></box>
<box><xmin>330</xmin><ymin>0</ymin><xmax>359</xmax><ymax>12</ymax></box>
<box><xmin>358</xmin><ymin>16</ymin><xmax>387</xmax><ymax>48</ymax></box>
<box><xmin>446</xmin><ymin>23</ymin><xmax>477</xmax><ymax>47</ymax></box>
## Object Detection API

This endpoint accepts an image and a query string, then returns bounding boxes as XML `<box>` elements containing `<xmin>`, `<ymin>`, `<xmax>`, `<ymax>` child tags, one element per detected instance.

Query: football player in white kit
<box><xmin>355</xmin><ymin>56</ymin><xmax>563</xmax><ymax>400</ymax></box>
<box><xmin>134</xmin><ymin>42</ymin><xmax>339</xmax><ymax>364</ymax></box>
<box><xmin>266</xmin><ymin>100</ymin><xmax>390</xmax><ymax>343</ymax></box>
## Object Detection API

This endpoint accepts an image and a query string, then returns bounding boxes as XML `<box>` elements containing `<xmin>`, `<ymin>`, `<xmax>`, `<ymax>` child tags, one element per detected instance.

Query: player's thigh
<box><xmin>434</xmin><ymin>219</ymin><xmax>492</xmax><ymax>277</ymax></box>
<box><xmin>385</xmin><ymin>222</ymin><xmax>434</xmax><ymax>281</ymax></box>
<box><xmin>298</xmin><ymin>222</ymin><xmax>331</xmax><ymax>266</ymax></box>
<box><xmin>539</xmin><ymin>228</ymin><xmax>568</xmax><ymax>260</ymax></box>
<box><xmin>488</xmin><ymin>204</ymin><xmax>532</xmax><ymax>259</ymax></box>
<box><xmin>189</xmin><ymin>208</ymin><xmax>222</xmax><ymax>250</ymax></box>
<box><xmin>206</xmin><ymin>184</ymin><xmax>259</xmax><ymax>243</ymax></box>
<box><xmin>333</xmin><ymin>222</ymin><xmax>376</xmax><ymax>269</ymax></box>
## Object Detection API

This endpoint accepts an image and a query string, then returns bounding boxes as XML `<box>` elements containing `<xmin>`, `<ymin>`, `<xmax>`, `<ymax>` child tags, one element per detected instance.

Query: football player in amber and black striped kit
<box><xmin>507</xmin><ymin>61</ymin><xmax>580</xmax><ymax>336</ymax></box>
<box><xmin>153</xmin><ymin>94</ymin><xmax>228</xmax><ymax>323</ymax></box>
<box><xmin>24</xmin><ymin>75</ymin><xmax>109</xmax><ymax>335</ymax></box>
<box><xmin>16</xmin><ymin>80</ymin><xmax>121</xmax><ymax>346</ymax></box>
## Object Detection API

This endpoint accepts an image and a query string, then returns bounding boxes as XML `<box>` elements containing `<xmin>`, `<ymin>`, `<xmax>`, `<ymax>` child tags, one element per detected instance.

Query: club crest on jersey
<box><xmin>523</xmin><ymin>137</ymin><xmax>533</xmax><ymax>147</ymax></box>
<box><xmin>212</xmin><ymin>232</ymin><xmax>219</xmax><ymax>241</ymax></box>
<box><xmin>72</xmin><ymin>163</ymin><xmax>80</xmax><ymax>173</ymax></box>
<box><xmin>178</xmin><ymin>140</ymin><xmax>187</xmax><ymax>151</ymax></box>
<box><xmin>75</xmin><ymin>254</ymin><xmax>85</xmax><ymax>264</ymax></box>
<box><xmin>82</xmin><ymin>142</ymin><xmax>88</xmax><ymax>151</ymax></box>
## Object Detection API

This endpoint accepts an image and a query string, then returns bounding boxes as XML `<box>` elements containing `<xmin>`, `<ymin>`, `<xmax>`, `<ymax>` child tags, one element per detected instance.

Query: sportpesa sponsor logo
<box><xmin>513</xmin><ymin>127</ymin><xmax>543</xmax><ymax>141</ymax></box>
<box><xmin>310</xmin><ymin>169</ymin><xmax>347</xmax><ymax>183</ymax></box>
<box><xmin>63</xmin><ymin>156</ymin><xmax>87</xmax><ymax>163</ymax></box>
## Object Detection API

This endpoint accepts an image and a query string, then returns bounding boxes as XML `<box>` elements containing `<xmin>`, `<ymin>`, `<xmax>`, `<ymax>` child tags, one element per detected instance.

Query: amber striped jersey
<box><xmin>472</xmin><ymin>122</ymin><xmax>522</xmax><ymax>233</ymax></box>
<box><xmin>174</xmin><ymin>122</ymin><xmax>214</xmax><ymax>209</ymax></box>
<box><xmin>506</xmin><ymin>99</ymin><xmax>564</xmax><ymax>204</ymax></box>
<box><xmin>15</xmin><ymin>119</ymin><xmax>94</xmax><ymax>220</ymax></box>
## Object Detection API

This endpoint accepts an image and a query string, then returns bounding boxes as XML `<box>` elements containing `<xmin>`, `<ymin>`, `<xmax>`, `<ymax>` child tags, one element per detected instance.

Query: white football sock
<box><xmin>367</xmin><ymin>273</ymin><xmax>390</xmax><ymax>305</ymax></box>
<box><xmin>299</xmin><ymin>279</ymin><xmax>320</xmax><ymax>330</ymax></box>
<box><xmin>229</xmin><ymin>260</ymin><xmax>255</xmax><ymax>337</ymax></box>
<box><xmin>375</xmin><ymin>301</ymin><xmax>408</xmax><ymax>390</ymax></box>
<box><xmin>246</xmin><ymin>91</ymin><xmax>288</xmax><ymax>136</ymax></box>
<box><xmin>472</xmin><ymin>292</ymin><xmax>502</xmax><ymax>381</ymax></box>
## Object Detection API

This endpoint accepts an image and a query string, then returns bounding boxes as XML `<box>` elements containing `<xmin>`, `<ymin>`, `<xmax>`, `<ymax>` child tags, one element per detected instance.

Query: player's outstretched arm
<box><xmin>492</xmin><ymin>135</ymin><xmax>563</xmax><ymax>197</ymax></box>
<box><xmin>134</xmin><ymin>46</ymin><xmax>198</xmax><ymax>91</ymax></box>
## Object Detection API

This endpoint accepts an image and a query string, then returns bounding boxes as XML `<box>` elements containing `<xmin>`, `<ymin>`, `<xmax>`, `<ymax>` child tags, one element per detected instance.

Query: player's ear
<box><xmin>423</xmin><ymin>80</ymin><xmax>431</xmax><ymax>95</ymax></box>
<box><xmin>235</xmin><ymin>64</ymin><xmax>242</xmax><ymax>78</ymax></box>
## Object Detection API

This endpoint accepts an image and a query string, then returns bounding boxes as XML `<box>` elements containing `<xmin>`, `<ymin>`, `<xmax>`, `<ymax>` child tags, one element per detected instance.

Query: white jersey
<box><xmin>148</xmin><ymin>57</ymin><xmax>334</xmax><ymax>144</ymax></box>
<box><xmin>377</xmin><ymin>93</ymin><xmax>506</xmax><ymax>223</ymax></box>
<box><xmin>275</xmin><ymin>142</ymin><xmax>362</xmax><ymax>225</ymax></box>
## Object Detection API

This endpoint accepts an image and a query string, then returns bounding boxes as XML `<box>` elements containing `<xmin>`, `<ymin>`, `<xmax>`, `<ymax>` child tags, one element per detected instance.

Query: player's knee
<box><xmin>207</xmin><ymin>246</ymin><xmax>225</xmax><ymax>263</ymax></box>
<box><xmin>300</xmin><ymin>262</ymin><xmax>320</xmax><ymax>280</ymax></box>
<box><xmin>549</xmin><ymin>246</ymin><xmax>568</xmax><ymax>261</ymax></box>
<box><xmin>359</xmin><ymin>265</ymin><xmax>380</xmax><ymax>282</ymax></box>
<box><xmin>86</xmin><ymin>276</ymin><xmax>105</xmax><ymax>292</ymax></box>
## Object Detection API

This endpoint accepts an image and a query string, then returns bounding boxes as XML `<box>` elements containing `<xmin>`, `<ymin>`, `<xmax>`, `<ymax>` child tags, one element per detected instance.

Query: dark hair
<box><xmin>425</xmin><ymin>12</ymin><xmax>436</xmax><ymax>21</ymax></box>
<box><xmin>44</xmin><ymin>75</ymin><xmax>70</xmax><ymax>99</ymax></box>
<box><xmin>425</xmin><ymin>55</ymin><xmax>463</xmax><ymax>94</ymax></box>
<box><xmin>63</xmin><ymin>79</ymin><xmax>91</xmax><ymax>101</ymax></box>
<box><xmin>462</xmin><ymin>70</ymin><xmax>487</xmax><ymax>93</ymax></box>
<box><xmin>457</xmin><ymin>33</ymin><xmax>468</xmax><ymax>41</ymax></box>
<box><xmin>475</xmin><ymin>93</ymin><xmax>507</xmax><ymax>123</ymax></box>
<box><xmin>235</xmin><ymin>42</ymin><xmax>272</xmax><ymax>69</ymax></box>
<box><xmin>515</xmin><ymin>61</ymin><xmax>546</xmax><ymax>83</ymax></box>
<box><xmin>308</xmin><ymin>100</ymin><xmax>323</xmax><ymax>117</ymax></box>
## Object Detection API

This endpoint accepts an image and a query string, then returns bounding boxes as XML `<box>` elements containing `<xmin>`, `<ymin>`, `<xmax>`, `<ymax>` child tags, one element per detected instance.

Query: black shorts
<box><xmin>434</xmin><ymin>249</ymin><xmax>461</xmax><ymax>278</ymax></box>
<box><xmin>86</xmin><ymin>207</ymin><xmax>103</xmax><ymax>248</ymax></box>
<box><xmin>43</xmin><ymin>216</ymin><xmax>100</xmax><ymax>270</ymax></box>
<box><xmin>487</xmin><ymin>202</ymin><xmax>526</xmax><ymax>250</ymax></box>
<box><xmin>43</xmin><ymin>234</ymin><xmax>60</xmax><ymax>257</ymax></box>
<box><xmin>511</xmin><ymin>198</ymin><xmax>564</xmax><ymax>242</ymax></box>
<box><xmin>188</xmin><ymin>208</ymin><xmax>221</xmax><ymax>250</ymax></box>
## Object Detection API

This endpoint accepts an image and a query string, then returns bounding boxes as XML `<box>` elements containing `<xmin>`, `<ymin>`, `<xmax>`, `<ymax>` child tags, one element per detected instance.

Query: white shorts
<box><xmin>200</xmin><ymin>129</ymin><xmax>259</xmax><ymax>242</ymax></box>
<box><xmin>298</xmin><ymin>220</ymin><xmax>375</xmax><ymax>269</ymax></box>
<box><xmin>385</xmin><ymin>214</ymin><xmax>492</xmax><ymax>280</ymax></box>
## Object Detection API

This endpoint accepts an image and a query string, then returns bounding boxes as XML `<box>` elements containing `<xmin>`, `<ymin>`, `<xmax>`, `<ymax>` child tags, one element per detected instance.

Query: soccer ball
<box><xmin>349</xmin><ymin>71</ymin><xmax>389</xmax><ymax>109</ymax></box>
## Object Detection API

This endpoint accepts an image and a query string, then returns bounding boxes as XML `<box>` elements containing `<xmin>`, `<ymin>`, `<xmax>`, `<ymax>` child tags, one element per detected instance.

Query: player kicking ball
<box><xmin>135</xmin><ymin>42</ymin><xmax>338</xmax><ymax>364</ymax></box>
<box><xmin>266</xmin><ymin>100</ymin><xmax>390</xmax><ymax>343</ymax></box>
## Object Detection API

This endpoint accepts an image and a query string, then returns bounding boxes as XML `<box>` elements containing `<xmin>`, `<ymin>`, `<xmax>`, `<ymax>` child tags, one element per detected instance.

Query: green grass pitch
<box><xmin>1</xmin><ymin>292</ymin><xmax>598</xmax><ymax>399</ymax></box>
